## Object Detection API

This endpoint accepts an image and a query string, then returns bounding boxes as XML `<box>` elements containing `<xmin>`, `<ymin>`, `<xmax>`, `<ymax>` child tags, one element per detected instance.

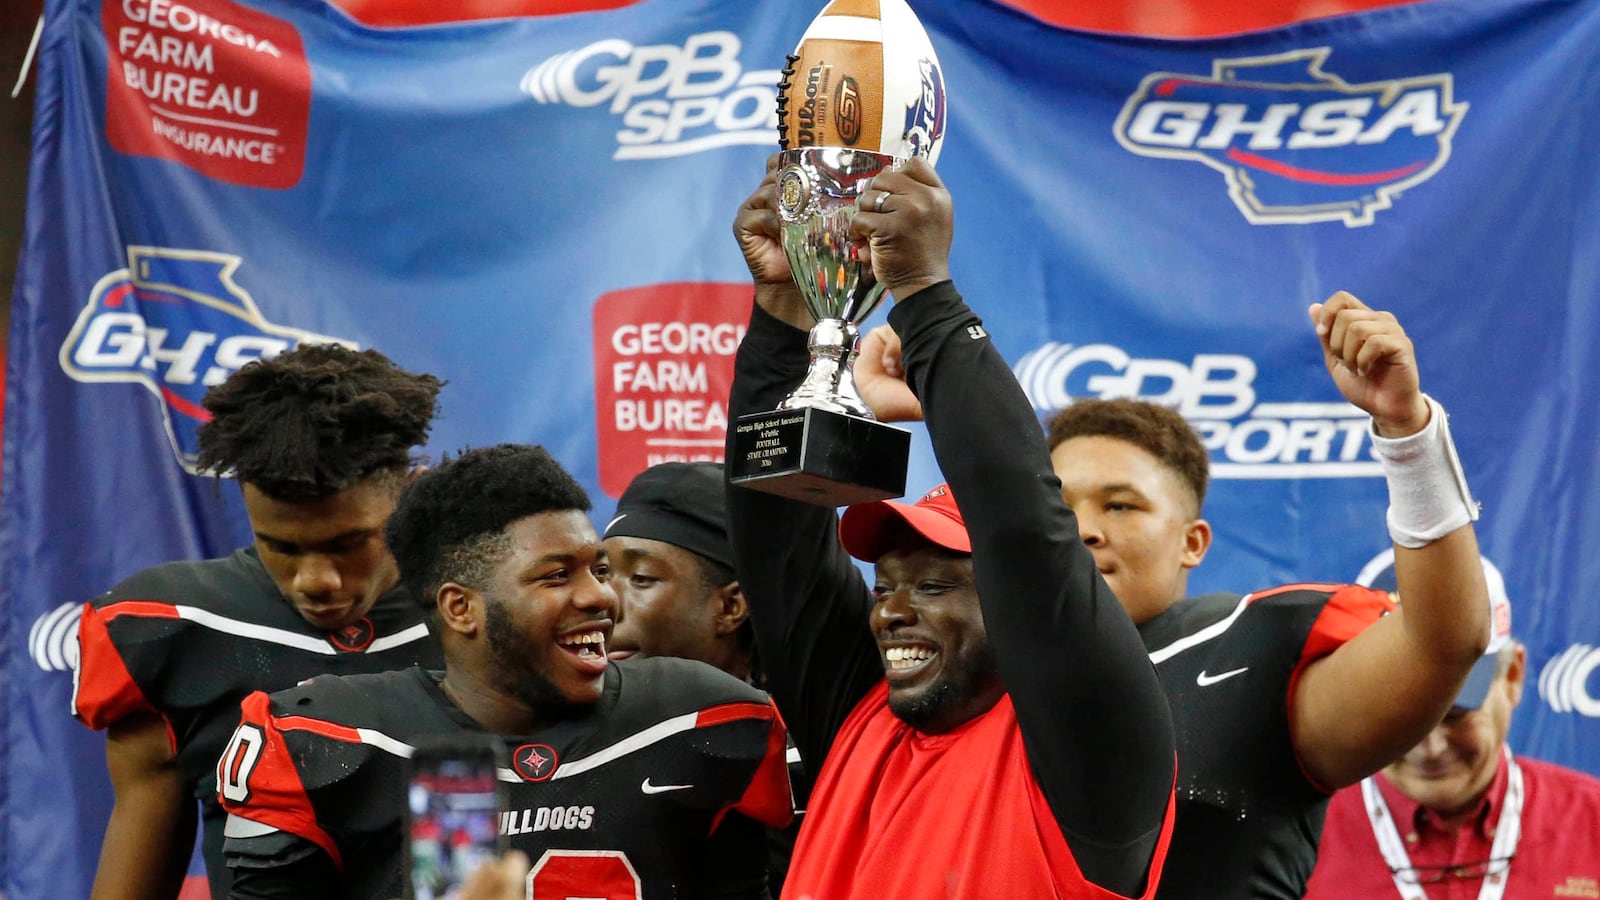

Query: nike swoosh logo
<box><xmin>1196</xmin><ymin>666</ymin><xmax>1249</xmax><ymax>687</ymax></box>
<box><xmin>640</xmin><ymin>778</ymin><xmax>692</xmax><ymax>795</ymax></box>
<box><xmin>605</xmin><ymin>513</ymin><xmax>627</xmax><ymax>534</ymax></box>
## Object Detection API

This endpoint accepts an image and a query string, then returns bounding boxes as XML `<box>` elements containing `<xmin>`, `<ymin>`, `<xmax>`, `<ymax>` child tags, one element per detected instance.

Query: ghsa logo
<box><xmin>903</xmin><ymin>58</ymin><xmax>945</xmax><ymax>159</ymax></box>
<box><xmin>519</xmin><ymin>31</ymin><xmax>780</xmax><ymax>161</ymax></box>
<box><xmin>1114</xmin><ymin>49</ymin><xmax>1467</xmax><ymax>227</ymax></box>
<box><xmin>59</xmin><ymin>246</ymin><xmax>354</xmax><ymax>473</ymax></box>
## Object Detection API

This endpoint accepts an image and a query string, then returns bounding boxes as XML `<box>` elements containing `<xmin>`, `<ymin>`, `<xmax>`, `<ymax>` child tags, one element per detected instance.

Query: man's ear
<box><xmin>1182</xmin><ymin>518</ymin><xmax>1213</xmax><ymax>570</ymax></box>
<box><xmin>436</xmin><ymin>582</ymin><xmax>481</xmax><ymax>637</ymax></box>
<box><xmin>1503</xmin><ymin>643</ymin><xmax>1527</xmax><ymax>708</ymax></box>
<box><xmin>711</xmin><ymin>581</ymin><xmax>748</xmax><ymax>637</ymax></box>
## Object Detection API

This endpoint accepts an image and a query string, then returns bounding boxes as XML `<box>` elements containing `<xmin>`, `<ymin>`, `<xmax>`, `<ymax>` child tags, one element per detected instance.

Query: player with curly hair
<box><xmin>72</xmin><ymin>343</ymin><xmax>447</xmax><ymax>900</ymax></box>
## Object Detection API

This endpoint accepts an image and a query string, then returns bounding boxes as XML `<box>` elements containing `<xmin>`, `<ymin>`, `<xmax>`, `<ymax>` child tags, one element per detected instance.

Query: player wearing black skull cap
<box><xmin>602</xmin><ymin>461</ymin><xmax>807</xmax><ymax>894</ymax></box>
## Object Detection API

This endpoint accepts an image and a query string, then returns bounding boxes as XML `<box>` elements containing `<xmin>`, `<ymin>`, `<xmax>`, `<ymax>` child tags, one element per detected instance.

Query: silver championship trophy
<box><xmin>729</xmin><ymin>0</ymin><xmax>947</xmax><ymax>506</ymax></box>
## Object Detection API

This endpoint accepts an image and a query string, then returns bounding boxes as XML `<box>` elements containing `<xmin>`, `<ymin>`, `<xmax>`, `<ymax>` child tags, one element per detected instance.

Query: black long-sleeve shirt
<box><xmin>725</xmin><ymin>281</ymin><xmax>1175</xmax><ymax>895</ymax></box>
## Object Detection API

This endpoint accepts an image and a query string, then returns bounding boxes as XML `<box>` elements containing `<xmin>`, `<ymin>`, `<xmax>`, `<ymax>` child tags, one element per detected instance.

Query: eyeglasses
<box><xmin>1391</xmin><ymin>856</ymin><xmax>1514</xmax><ymax>885</ymax></box>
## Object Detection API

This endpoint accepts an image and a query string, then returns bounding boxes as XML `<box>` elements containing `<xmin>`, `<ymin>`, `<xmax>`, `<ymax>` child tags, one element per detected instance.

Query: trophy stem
<box><xmin>777</xmin><ymin>318</ymin><xmax>873</xmax><ymax>419</ymax></box>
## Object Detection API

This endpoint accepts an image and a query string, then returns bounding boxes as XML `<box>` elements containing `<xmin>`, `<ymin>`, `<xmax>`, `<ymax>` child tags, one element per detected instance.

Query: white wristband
<box><xmin>1371</xmin><ymin>395</ymin><xmax>1480</xmax><ymax>549</ymax></box>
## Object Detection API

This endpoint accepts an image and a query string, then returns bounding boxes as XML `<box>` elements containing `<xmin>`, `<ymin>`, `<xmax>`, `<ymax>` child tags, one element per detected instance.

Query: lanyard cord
<box><xmin>1360</xmin><ymin>746</ymin><xmax>1523</xmax><ymax>900</ymax></box>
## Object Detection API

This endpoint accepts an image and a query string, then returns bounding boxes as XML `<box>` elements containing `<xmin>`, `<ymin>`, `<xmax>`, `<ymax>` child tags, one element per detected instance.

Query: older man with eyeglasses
<box><xmin>1305</xmin><ymin>558</ymin><xmax>1600</xmax><ymax>900</ymax></box>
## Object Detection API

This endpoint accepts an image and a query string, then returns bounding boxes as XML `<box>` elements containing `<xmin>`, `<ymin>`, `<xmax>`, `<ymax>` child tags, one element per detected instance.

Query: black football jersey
<box><xmin>219</xmin><ymin>659</ymin><xmax>792</xmax><ymax>899</ymax></box>
<box><xmin>1139</xmin><ymin>585</ymin><xmax>1394</xmax><ymax>900</ymax></box>
<box><xmin>73</xmin><ymin>546</ymin><xmax>442</xmax><ymax>897</ymax></box>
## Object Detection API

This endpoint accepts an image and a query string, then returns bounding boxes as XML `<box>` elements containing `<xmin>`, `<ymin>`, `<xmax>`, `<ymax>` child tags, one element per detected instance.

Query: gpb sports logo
<box><xmin>1540</xmin><ymin>644</ymin><xmax>1600</xmax><ymax>718</ymax></box>
<box><xmin>520</xmin><ymin>31</ymin><xmax>779</xmax><ymax>160</ymax></box>
<box><xmin>903</xmin><ymin>58</ymin><xmax>945</xmax><ymax>159</ymax></box>
<box><xmin>59</xmin><ymin>246</ymin><xmax>354</xmax><ymax>473</ymax></box>
<box><xmin>1015</xmin><ymin>342</ymin><xmax>1378</xmax><ymax>478</ymax></box>
<box><xmin>29</xmin><ymin>601</ymin><xmax>82</xmax><ymax>673</ymax></box>
<box><xmin>1114</xmin><ymin>49</ymin><xmax>1467</xmax><ymax>226</ymax></box>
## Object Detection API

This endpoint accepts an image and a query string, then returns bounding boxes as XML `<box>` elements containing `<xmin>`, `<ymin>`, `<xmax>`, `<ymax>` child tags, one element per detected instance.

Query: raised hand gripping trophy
<box><xmin>729</xmin><ymin>0</ymin><xmax>947</xmax><ymax>506</ymax></box>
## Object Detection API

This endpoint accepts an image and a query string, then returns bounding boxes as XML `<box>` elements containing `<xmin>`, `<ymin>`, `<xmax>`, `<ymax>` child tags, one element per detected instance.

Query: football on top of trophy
<box><xmin>777</xmin><ymin>0</ymin><xmax>947</xmax><ymax>164</ymax></box>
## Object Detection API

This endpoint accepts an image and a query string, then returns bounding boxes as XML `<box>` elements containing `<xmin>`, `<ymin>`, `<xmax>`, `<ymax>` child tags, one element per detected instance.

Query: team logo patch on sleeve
<box><xmin>58</xmin><ymin>246</ymin><xmax>355</xmax><ymax>473</ymax></box>
<box><xmin>1114</xmin><ymin>48</ymin><xmax>1467</xmax><ymax>226</ymax></box>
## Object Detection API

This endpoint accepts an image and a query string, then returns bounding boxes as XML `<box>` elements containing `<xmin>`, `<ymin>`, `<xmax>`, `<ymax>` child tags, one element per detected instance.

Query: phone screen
<box><xmin>407</xmin><ymin>750</ymin><xmax>504</xmax><ymax>900</ymax></box>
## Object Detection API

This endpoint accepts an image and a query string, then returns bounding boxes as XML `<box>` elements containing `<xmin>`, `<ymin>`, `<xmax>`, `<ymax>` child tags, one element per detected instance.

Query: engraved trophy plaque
<box><xmin>728</xmin><ymin>147</ymin><xmax>910</xmax><ymax>505</ymax></box>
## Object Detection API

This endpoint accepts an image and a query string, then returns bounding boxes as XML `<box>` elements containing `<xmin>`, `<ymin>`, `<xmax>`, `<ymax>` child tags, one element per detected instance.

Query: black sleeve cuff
<box><xmin>885</xmin><ymin>280</ymin><xmax>964</xmax><ymax>339</ymax></box>
<box><xmin>743</xmin><ymin>301</ymin><xmax>814</xmax><ymax>369</ymax></box>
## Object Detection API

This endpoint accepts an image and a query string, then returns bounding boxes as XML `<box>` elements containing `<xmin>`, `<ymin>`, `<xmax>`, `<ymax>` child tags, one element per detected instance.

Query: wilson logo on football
<box><xmin>519</xmin><ymin>31</ymin><xmax>779</xmax><ymax>160</ymax></box>
<box><xmin>1114</xmin><ymin>48</ymin><xmax>1467</xmax><ymax>227</ymax></box>
<box><xmin>834</xmin><ymin>77</ymin><xmax>863</xmax><ymax>144</ymax></box>
<box><xmin>59</xmin><ymin>246</ymin><xmax>353</xmax><ymax>473</ymax></box>
<box><xmin>781</xmin><ymin>0</ymin><xmax>946</xmax><ymax>162</ymax></box>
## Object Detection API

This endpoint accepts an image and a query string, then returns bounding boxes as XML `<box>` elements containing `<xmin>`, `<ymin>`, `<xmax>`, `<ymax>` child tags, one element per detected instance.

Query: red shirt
<box><xmin>782</xmin><ymin>682</ymin><xmax>1173</xmax><ymax>900</ymax></box>
<box><xmin>1306</xmin><ymin>753</ymin><xmax>1600</xmax><ymax>899</ymax></box>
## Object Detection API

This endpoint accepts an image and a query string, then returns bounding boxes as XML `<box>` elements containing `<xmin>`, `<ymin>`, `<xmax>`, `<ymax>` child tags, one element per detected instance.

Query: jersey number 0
<box><xmin>218</xmin><ymin>723</ymin><xmax>266</xmax><ymax>803</ymax></box>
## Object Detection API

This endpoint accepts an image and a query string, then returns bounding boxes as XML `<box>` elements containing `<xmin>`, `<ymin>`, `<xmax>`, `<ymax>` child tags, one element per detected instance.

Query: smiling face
<box><xmin>472</xmin><ymin>511</ymin><xmax>617</xmax><ymax>710</ymax></box>
<box><xmin>244</xmin><ymin>475</ymin><xmax>402</xmax><ymax>632</ymax></box>
<box><xmin>604</xmin><ymin>536</ymin><xmax>722</xmax><ymax>663</ymax></box>
<box><xmin>1384</xmin><ymin>647</ymin><xmax>1524</xmax><ymax>823</ymax></box>
<box><xmin>870</xmin><ymin>539</ymin><xmax>1003</xmax><ymax>733</ymax></box>
<box><xmin>1050</xmin><ymin>435</ymin><xmax>1211</xmax><ymax>626</ymax></box>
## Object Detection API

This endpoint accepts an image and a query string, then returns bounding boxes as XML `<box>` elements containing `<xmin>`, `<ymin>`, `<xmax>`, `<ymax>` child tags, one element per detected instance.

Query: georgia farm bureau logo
<box><xmin>1540</xmin><ymin>644</ymin><xmax>1600</xmax><ymax>718</ymax></box>
<box><xmin>1015</xmin><ymin>342</ymin><xmax>1377</xmax><ymax>479</ymax></box>
<box><xmin>1114</xmin><ymin>49</ymin><xmax>1467</xmax><ymax>227</ymax></box>
<box><xmin>59</xmin><ymin>246</ymin><xmax>354</xmax><ymax>473</ymax></box>
<box><xmin>520</xmin><ymin>31</ymin><xmax>779</xmax><ymax>161</ymax></box>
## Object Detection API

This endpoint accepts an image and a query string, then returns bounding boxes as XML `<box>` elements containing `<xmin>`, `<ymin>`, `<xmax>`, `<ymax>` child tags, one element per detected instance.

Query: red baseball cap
<box><xmin>838</xmin><ymin>483</ymin><xmax>971</xmax><ymax>562</ymax></box>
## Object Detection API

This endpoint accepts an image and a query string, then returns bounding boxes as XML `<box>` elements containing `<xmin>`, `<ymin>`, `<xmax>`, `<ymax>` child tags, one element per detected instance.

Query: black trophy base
<box><xmin>729</xmin><ymin>406</ymin><xmax>910</xmax><ymax>506</ymax></box>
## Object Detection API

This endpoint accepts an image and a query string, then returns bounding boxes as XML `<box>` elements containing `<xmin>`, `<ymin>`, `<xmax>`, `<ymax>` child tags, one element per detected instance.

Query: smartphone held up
<box><xmin>407</xmin><ymin>736</ymin><xmax>508</xmax><ymax>900</ymax></box>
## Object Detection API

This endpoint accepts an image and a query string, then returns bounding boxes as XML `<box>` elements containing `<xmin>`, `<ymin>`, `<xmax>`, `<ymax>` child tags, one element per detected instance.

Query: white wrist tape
<box><xmin>1371</xmin><ymin>394</ymin><xmax>1480</xmax><ymax>549</ymax></box>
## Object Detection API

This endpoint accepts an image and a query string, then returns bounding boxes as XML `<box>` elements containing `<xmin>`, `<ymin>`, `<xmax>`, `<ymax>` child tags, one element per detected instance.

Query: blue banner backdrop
<box><xmin>5</xmin><ymin>0</ymin><xmax>1598</xmax><ymax>894</ymax></box>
